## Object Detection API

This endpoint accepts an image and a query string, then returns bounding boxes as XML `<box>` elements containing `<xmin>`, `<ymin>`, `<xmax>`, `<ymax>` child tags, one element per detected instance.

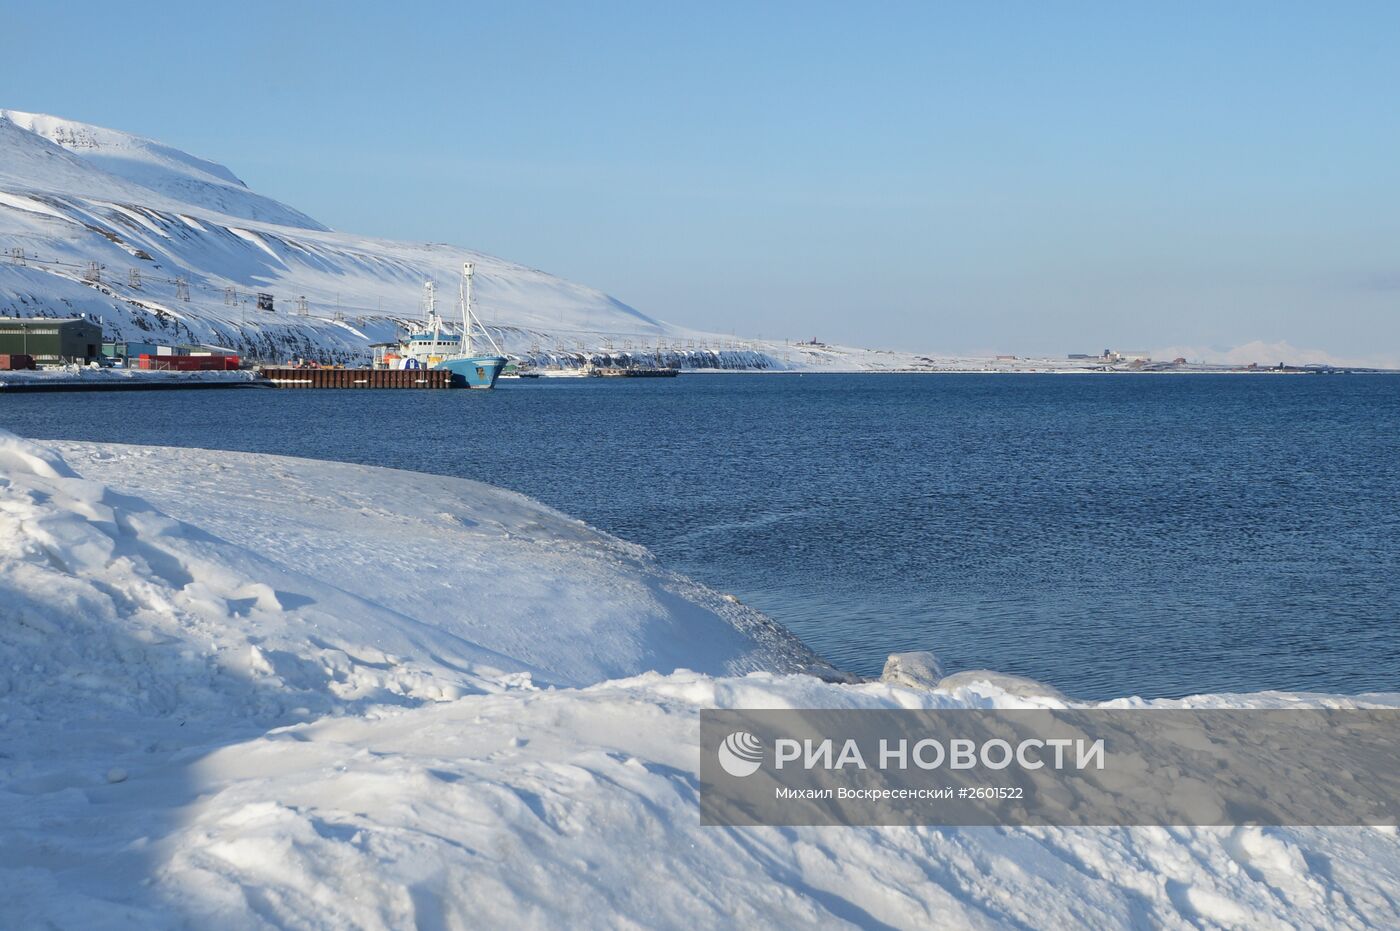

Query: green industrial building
<box><xmin>0</xmin><ymin>317</ymin><xmax>104</xmax><ymax>364</ymax></box>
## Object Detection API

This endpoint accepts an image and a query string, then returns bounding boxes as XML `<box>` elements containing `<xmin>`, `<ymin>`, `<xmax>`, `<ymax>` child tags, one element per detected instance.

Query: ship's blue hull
<box><xmin>434</xmin><ymin>355</ymin><xmax>507</xmax><ymax>389</ymax></box>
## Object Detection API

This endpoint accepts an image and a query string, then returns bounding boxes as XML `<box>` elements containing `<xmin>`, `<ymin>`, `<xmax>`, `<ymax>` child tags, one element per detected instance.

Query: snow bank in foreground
<box><xmin>2</xmin><ymin>434</ymin><xmax>1398</xmax><ymax>929</ymax></box>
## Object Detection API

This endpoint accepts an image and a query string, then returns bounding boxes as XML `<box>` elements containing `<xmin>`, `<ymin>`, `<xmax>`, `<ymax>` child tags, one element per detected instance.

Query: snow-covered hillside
<box><xmin>4</xmin><ymin>431</ymin><xmax>1399</xmax><ymax>929</ymax></box>
<box><xmin>0</xmin><ymin>110</ymin><xmax>927</xmax><ymax>370</ymax></box>
<box><xmin>1</xmin><ymin>110</ymin><xmax>326</xmax><ymax>230</ymax></box>
<box><xmin>0</xmin><ymin>110</ymin><xmax>677</xmax><ymax>365</ymax></box>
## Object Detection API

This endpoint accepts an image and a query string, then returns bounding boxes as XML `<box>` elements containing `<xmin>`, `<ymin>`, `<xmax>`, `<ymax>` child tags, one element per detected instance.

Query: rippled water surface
<box><xmin>4</xmin><ymin>373</ymin><xmax>1397</xmax><ymax>699</ymax></box>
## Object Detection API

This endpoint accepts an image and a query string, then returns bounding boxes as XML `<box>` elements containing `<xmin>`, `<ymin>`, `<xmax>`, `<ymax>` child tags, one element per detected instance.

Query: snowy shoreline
<box><xmin>0</xmin><ymin>367</ymin><xmax>264</xmax><ymax>391</ymax></box>
<box><xmin>3</xmin><ymin>431</ymin><xmax>1398</xmax><ymax>928</ymax></box>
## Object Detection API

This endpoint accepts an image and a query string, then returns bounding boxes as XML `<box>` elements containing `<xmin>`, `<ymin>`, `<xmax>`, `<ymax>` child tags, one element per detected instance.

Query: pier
<box><xmin>260</xmin><ymin>367</ymin><xmax>454</xmax><ymax>389</ymax></box>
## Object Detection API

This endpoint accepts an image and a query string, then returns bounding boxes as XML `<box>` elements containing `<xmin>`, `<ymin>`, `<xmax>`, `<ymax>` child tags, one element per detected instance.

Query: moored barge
<box><xmin>260</xmin><ymin>367</ymin><xmax>453</xmax><ymax>389</ymax></box>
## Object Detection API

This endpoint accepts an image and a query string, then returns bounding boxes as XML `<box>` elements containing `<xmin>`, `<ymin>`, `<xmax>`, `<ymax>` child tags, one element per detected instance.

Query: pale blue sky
<box><xmin>5</xmin><ymin>1</ymin><xmax>1398</xmax><ymax>359</ymax></box>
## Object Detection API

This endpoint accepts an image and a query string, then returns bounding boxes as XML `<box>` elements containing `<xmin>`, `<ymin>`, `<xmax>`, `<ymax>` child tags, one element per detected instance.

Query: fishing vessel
<box><xmin>374</xmin><ymin>263</ymin><xmax>508</xmax><ymax>389</ymax></box>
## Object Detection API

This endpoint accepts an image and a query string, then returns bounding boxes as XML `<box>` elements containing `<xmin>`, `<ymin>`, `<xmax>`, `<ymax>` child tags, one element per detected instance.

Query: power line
<box><xmin>4</xmin><ymin>248</ymin><xmax>732</xmax><ymax>351</ymax></box>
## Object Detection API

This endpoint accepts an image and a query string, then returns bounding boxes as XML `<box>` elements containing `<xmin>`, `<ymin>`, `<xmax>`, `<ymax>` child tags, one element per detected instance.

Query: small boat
<box><xmin>498</xmin><ymin>362</ymin><xmax>541</xmax><ymax>379</ymax></box>
<box><xmin>374</xmin><ymin>264</ymin><xmax>507</xmax><ymax>389</ymax></box>
<box><xmin>595</xmin><ymin>366</ymin><xmax>679</xmax><ymax>378</ymax></box>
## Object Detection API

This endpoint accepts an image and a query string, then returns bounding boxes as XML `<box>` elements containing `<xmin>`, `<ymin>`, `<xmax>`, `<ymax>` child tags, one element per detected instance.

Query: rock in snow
<box><xmin>3</xmin><ymin>429</ymin><xmax>1400</xmax><ymax>929</ymax></box>
<box><xmin>880</xmin><ymin>650</ymin><xmax>946</xmax><ymax>689</ymax></box>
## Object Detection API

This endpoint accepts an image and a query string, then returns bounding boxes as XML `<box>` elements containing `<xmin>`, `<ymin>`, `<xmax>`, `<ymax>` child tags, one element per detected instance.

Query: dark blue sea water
<box><xmin>3</xmin><ymin>374</ymin><xmax>1397</xmax><ymax>699</ymax></box>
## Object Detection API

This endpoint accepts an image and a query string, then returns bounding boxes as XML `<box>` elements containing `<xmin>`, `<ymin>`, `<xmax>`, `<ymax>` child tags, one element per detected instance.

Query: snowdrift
<box><xmin>3</xmin><ymin>433</ymin><xmax>1399</xmax><ymax>928</ymax></box>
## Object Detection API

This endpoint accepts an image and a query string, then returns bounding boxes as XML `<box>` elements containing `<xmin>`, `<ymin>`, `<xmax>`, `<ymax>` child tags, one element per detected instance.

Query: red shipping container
<box><xmin>138</xmin><ymin>354</ymin><xmax>239</xmax><ymax>371</ymax></box>
<box><xmin>0</xmin><ymin>354</ymin><xmax>37</xmax><ymax>370</ymax></box>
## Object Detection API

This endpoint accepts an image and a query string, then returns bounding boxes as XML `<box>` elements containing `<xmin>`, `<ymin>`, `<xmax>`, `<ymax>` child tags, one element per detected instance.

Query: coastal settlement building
<box><xmin>1065</xmin><ymin>349</ymin><xmax>1154</xmax><ymax>363</ymax></box>
<box><xmin>0</xmin><ymin>318</ymin><xmax>103</xmax><ymax>365</ymax></box>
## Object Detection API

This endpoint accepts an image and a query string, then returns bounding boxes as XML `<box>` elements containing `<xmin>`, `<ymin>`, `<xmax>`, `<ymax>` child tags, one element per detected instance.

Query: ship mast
<box><xmin>424</xmin><ymin>280</ymin><xmax>440</xmax><ymax>343</ymax></box>
<box><xmin>460</xmin><ymin>262</ymin><xmax>504</xmax><ymax>357</ymax></box>
<box><xmin>460</xmin><ymin>263</ymin><xmax>473</xmax><ymax>355</ymax></box>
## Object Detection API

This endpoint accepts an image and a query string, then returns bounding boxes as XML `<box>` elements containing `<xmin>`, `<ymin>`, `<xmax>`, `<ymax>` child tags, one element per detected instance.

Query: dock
<box><xmin>260</xmin><ymin>367</ymin><xmax>455</xmax><ymax>389</ymax></box>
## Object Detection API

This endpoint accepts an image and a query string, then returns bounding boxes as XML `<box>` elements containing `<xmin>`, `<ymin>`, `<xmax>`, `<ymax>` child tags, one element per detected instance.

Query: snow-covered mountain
<box><xmin>1</xmin><ymin>110</ymin><xmax>326</xmax><ymax>229</ymax></box>
<box><xmin>0</xmin><ymin>110</ymin><xmax>819</xmax><ymax>368</ymax></box>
